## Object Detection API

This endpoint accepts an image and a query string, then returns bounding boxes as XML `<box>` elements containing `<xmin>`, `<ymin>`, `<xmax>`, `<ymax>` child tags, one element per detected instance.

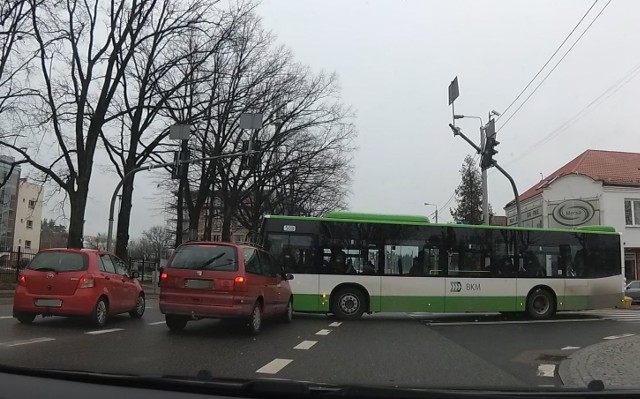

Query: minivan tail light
<box><xmin>18</xmin><ymin>275</ymin><xmax>26</xmax><ymax>286</ymax></box>
<box><xmin>78</xmin><ymin>276</ymin><xmax>95</xmax><ymax>289</ymax></box>
<box><xmin>160</xmin><ymin>272</ymin><xmax>168</xmax><ymax>280</ymax></box>
<box><xmin>234</xmin><ymin>276</ymin><xmax>247</xmax><ymax>291</ymax></box>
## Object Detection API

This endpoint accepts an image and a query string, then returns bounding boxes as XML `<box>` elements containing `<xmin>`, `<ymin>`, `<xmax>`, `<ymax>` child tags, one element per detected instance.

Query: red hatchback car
<box><xmin>13</xmin><ymin>249</ymin><xmax>146</xmax><ymax>327</ymax></box>
<box><xmin>159</xmin><ymin>242</ymin><xmax>293</xmax><ymax>334</ymax></box>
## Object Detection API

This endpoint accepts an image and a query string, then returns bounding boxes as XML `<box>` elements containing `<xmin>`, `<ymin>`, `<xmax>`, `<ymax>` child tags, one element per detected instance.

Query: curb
<box><xmin>558</xmin><ymin>335</ymin><xmax>640</xmax><ymax>389</ymax></box>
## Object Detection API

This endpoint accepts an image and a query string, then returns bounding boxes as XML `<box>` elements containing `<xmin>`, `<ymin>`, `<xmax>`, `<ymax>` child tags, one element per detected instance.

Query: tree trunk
<box><xmin>175</xmin><ymin>180</ymin><xmax>184</xmax><ymax>248</ymax></box>
<box><xmin>221</xmin><ymin>204</ymin><xmax>232</xmax><ymax>242</ymax></box>
<box><xmin>67</xmin><ymin>187</ymin><xmax>88</xmax><ymax>249</ymax></box>
<box><xmin>115</xmin><ymin>178</ymin><xmax>134</xmax><ymax>260</ymax></box>
<box><xmin>203</xmin><ymin>188</ymin><xmax>214</xmax><ymax>240</ymax></box>
<box><xmin>188</xmin><ymin>200</ymin><xmax>203</xmax><ymax>241</ymax></box>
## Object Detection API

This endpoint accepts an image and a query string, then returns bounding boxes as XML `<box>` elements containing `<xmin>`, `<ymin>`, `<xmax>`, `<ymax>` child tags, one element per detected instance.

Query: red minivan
<box><xmin>159</xmin><ymin>242</ymin><xmax>293</xmax><ymax>334</ymax></box>
<box><xmin>13</xmin><ymin>249</ymin><xmax>145</xmax><ymax>326</ymax></box>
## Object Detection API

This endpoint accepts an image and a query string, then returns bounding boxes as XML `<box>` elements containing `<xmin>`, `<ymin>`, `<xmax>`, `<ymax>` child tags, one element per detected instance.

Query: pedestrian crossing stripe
<box><xmin>579</xmin><ymin>310</ymin><xmax>640</xmax><ymax>322</ymax></box>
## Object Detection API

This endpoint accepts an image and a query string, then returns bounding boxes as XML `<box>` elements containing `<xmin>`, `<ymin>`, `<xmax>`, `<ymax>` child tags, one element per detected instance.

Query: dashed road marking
<box><xmin>147</xmin><ymin>321</ymin><xmax>166</xmax><ymax>326</ymax></box>
<box><xmin>603</xmin><ymin>333</ymin><xmax>635</xmax><ymax>340</ymax></box>
<box><xmin>0</xmin><ymin>316</ymin><xmax>13</xmax><ymax>319</ymax></box>
<box><xmin>294</xmin><ymin>340</ymin><xmax>317</xmax><ymax>350</ymax></box>
<box><xmin>561</xmin><ymin>346</ymin><xmax>580</xmax><ymax>350</ymax></box>
<box><xmin>1</xmin><ymin>337</ymin><xmax>55</xmax><ymax>347</ymax></box>
<box><xmin>316</xmin><ymin>329</ymin><xmax>331</xmax><ymax>335</ymax></box>
<box><xmin>85</xmin><ymin>328</ymin><xmax>124</xmax><ymax>335</ymax></box>
<box><xmin>537</xmin><ymin>364</ymin><xmax>556</xmax><ymax>377</ymax></box>
<box><xmin>424</xmin><ymin>318</ymin><xmax>603</xmax><ymax>326</ymax></box>
<box><xmin>145</xmin><ymin>306</ymin><xmax>153</xmax><ymax>309</ymax></box>
<box><xmin>329</xmin><ymin>322</ymin><xmax>342</xmax><ymax>327</ymax></box>
<box><xmin>256</xmin><ymin>358</ymin><xmax>292</xmax><ymax>374</ymax></box>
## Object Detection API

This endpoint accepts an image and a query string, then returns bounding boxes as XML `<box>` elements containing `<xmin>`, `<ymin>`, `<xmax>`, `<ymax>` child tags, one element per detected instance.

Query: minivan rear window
<box><xmin>27</xmin><ymin>252</ymin><xmax>89</xmax><ymax>272</ymax></box>
<box><xmin>169</xmin><ymin>245</ymin><xmax>238</xmax><ymax>271</ymax></box>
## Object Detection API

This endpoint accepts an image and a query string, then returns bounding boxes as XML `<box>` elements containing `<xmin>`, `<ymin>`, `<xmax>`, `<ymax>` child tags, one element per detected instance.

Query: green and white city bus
<box><xmin>260</xmin><ymin>211</ymin><xmax>625</xmax><ymax>320</ymax></box>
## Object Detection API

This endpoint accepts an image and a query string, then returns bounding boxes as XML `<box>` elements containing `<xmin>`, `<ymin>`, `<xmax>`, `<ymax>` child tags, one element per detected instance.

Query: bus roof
<box><xmin>264</xmin><ymin>212</ymin><xmax>619</xmax><ymax>235</ymax></box>
<box><xmin>324</xmin><ymin>211</ymin><xmax>430</xmax><ymax>224</ymax></box>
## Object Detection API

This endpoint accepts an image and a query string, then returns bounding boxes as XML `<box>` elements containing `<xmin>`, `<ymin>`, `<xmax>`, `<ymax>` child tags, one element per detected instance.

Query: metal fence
<box><xmin>128</xmin><ymin>259</ymin><xmax>160</xmax><ymax>283</ymax></box>
<box><xmin>0</xmin><ymin>248</ymin><xmax>38</xmax><ymax>284</ymax></box>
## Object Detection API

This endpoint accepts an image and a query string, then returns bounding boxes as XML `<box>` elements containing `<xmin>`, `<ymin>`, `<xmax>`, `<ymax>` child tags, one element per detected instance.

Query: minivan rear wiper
<box><xmin>199</xmin><ymin>253</ymin><xmax>226</xmax><ymax>269</ymax></box>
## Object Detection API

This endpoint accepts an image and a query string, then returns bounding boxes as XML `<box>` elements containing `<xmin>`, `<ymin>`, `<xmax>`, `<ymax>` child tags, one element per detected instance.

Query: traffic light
<box><xmin>481</xmin><ymin>134</ymin><xmax>499</xmax><ymax>170</ymax></box>
<box><xmin>241</xmin><ymin>139</ymin><xmax>261</xmax><ymax>169</ymax></box>
<box><xmin>171</xmin><ymin>149</ymin><xmax>190</xmax><ymax>179</ymax></box>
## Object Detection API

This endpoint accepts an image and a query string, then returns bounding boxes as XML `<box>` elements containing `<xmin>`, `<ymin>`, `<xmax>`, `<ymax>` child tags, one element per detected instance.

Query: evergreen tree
<box><xmin>450</xmin><ymin>155</ymin><xmax>489</xmax><ymax>225</ymax></box>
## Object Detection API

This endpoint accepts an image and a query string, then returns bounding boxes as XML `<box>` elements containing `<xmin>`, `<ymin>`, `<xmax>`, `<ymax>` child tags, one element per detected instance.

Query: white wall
<box><xmin>13</xmin><ymin>181</ymin><xmax>44</xmax><ymax>253</ymax></box>
<box><xmin>602</xmin><ymin>186</ymin><xmax>640</xmax><ymax>248</ymax></box>
<box><xmin>543</xmin><ymin>174</ymin><xmax>603</xmax><ymax>201</ymax></box>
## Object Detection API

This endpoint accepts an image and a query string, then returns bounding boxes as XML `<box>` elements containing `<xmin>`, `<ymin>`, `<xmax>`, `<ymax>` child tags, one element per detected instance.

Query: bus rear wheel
<box><xmin>526</xmin><ymin>288</ymin><xmax>555</xmax><ymax>320</ymax></box>
<box><xmin>332</xmin><ymin>287</ymin><xmax>365</xmax><ymax>320</ymax></box>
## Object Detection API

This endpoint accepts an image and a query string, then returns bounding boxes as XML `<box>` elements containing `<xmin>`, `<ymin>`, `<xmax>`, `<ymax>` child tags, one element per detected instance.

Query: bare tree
<box><xmin>100</xmin><ymin>0</ymin><xmax>236</xmax><ymax>259</ymax></box>
<box><xmin>84</xmin><ymin>233</ymin><xmax>108</xmax><ymax>250</ymax></box>
<box><xmin>141</xmin><ymin>225</ymin><xmax>172</xmax><ymax>261</ymax></box>
<box><xmin>0</xmin><ymin>0</ymin><xmax>213</xmax><ymax>249</ymax></box>
<box><xmin>158</xmin><ymin>8</ymin><xmax>356</xmax><ymax>243</ymax></box>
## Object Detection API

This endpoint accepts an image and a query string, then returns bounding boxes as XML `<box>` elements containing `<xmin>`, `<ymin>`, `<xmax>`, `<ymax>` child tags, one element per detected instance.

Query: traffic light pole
<box><xmin>106</xmin><ymin>150</ymin><xmax>258</xmax><ymax>252</ymax></box>
<box><xmin>493</xmin><ymin>162</ymin><xmax>522</xmax><ymax>227</ymax></box>
<box><xmin>449</xmin><ymin>123</ymin><xmax>522</xmax><ymax>227</ymax></box>
<box><xmin>480</xmin><ymin>126</ymin><xmax>489</xmax><ymax>225</ymax></box>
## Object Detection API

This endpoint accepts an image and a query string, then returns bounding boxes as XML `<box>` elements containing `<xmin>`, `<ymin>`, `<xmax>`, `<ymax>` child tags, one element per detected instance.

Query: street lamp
<box><xmin>424</xmin><ymin>203</ymin><xmax>438</xmax><ymax>223</ymax></box>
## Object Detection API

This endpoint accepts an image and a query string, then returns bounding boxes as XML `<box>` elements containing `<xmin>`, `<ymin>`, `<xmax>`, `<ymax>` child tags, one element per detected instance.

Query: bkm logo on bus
<box><xmin>450</xmin><ymin>281</ymin><xmax>481</xmax><ymax>292</ymax></box>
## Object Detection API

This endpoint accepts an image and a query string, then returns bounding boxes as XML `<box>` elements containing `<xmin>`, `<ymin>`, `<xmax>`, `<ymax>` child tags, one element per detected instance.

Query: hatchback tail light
<box><xmin>78</xmin><ymin>276</ymin><xmax>95</xmax><ymax>289</ymax></box>
<box><xmin>234</xmin><ymin>276</ymin><xmax>247</xmax><ymax>292</ymax></box>
<box><xmin>18</xmin><ymin>275</ymin><xmax>26</xmax><ymax>286</ymax></box>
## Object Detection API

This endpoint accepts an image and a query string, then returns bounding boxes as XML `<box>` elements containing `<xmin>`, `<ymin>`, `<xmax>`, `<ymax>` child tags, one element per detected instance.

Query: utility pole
<box><xmin>480</xmin><ymin>123</ymin><xmax>489</xmax><ymax>225</ymax></box>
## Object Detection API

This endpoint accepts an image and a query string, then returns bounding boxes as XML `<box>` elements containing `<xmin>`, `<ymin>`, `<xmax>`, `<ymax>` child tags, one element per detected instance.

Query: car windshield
<box><xmin>2</xmin><ymin>0</ymin><xmax>640</xmax><ymax>396</ymax></box>
<box><xmin>169</xmin><ymin>245</ymin><xmax>238</xmax><ymax>271</ymax></box>
<box><xmin>26</xmin><ymin>252</ymin><xmax>88</xmax><ymax>273</ymax></box>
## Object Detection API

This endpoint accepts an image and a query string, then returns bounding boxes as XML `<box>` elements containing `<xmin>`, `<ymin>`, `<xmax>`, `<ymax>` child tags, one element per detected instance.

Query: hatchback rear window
<box><xmin>27</xmin><ymin>252</ymin><xmax>88</xmax><ymax>272</ymax></box>
<box><xmin>169</xmin><ymin>245</ymin><xmax>238</xmax><ymax>271</ymax></box>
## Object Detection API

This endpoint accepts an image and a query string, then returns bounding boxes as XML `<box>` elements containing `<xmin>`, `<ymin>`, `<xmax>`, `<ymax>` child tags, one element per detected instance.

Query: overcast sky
<box><xmin>62</xmin><ymin>0</ymin><xmax>640</xmax><ymax>237</ymax></box>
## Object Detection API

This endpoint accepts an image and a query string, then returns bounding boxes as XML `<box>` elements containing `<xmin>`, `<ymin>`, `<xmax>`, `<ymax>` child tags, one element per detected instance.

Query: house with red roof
<box><xmin>504</xmin><ymin>149</ymin><xmax>640</xmax><ymax>281</ymax></box>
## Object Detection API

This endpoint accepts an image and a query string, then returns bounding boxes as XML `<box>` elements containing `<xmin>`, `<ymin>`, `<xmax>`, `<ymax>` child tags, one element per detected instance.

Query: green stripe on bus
<box><xmin>292</xmin><ymin>294</ymin><xmax>611</xmax><ymax>313</ymax></box>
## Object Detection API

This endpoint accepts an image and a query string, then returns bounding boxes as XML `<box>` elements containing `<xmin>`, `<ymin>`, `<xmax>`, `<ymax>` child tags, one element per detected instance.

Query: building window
<box><xmin>26</xmin><ymin>220</ymin><xmax>33</xmax><ymax>229</ymax></box>
<box><xmin>625</xmin><ymin>199</ymin><xmax>640</xmax><ymax>226</ymax></box>
<box><xmin>25</xmin><ymin>240</ymin><xmax>31</xmax><ymax>250</ymax></box>
<box><xmin>28</xmin><ymin>200</ymin><xmax>36</xmax><ymax>209</ymax></box>
<box><xmin>212</xmin><ymin>234</ymin><xmax>221</xmax><ymax>241</ymax></box>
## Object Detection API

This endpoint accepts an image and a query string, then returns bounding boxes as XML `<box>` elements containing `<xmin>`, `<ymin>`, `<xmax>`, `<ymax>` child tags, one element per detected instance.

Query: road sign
<box><xmin>240</xmin><ymin>113</ymin><xmax>263</xmax><ymax>130</ymax></box>
<box><xmin>169</xmin><ymin>124</ymin><xmax>190</xmax><ymax>140</ymax></box>
<box><xmin>448</xmin><ymin>77</ymin><xmax>459</xmax><ymax>105</ymax></box>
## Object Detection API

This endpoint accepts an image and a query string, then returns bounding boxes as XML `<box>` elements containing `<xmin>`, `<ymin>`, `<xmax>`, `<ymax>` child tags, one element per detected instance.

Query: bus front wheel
<box><xmin>332</xmin><ymin>287</ymin><xmax>366</xmax><ymax>320</ymax></box>
<box><xmin>526</xmin><ymin>288</ymin><xmax>555</xmax><ymax>320</ymax></box>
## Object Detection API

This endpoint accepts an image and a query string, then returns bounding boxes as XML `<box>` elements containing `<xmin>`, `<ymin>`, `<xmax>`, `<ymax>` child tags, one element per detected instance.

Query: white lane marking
<box><xmin>145</xmin><ymin>306</ymin><xmax>153</xmax><ymax>309</ymax></box>
<box><xmin>0</xmin><ymin>316</ymin><xmax>13</xmax><ymax>319</ymax></box>
<box><xmin>294</xmin><ymin>340</ymin><xmax>317</xmax><ymax>350</ymax></box>
<box><xmin>561</xmin><ymin>346</ymin><xmax>580</xmax><ymax>350</ymax></box>
<box><xmin>256</xmin><ymin>359</ymin><xmax>292</xmax><ymax>374</ymax></box>
<box><xmin>537</xmin><ymin>364</ymin><xmax>556</xmax><ymax>377</ymax></box>
<box><xmin>147</xmin><ymin>321</ymin><xmax>166</xmax><ymax>326</ymax></box>
<box><xmin>603</xmin><ymin>333</ymin><xmax>635</xmax><ymax>340</ymax></box>
<box><xmin>329</xmin><ymin>322</ymin><xmax>342</xmax><ymax>327</ymax></box>
<box><xmin>425</xmin><ymin>318</ymin><xmax>603</xmax><ymax>326</ymax></box>
<box><xmin>316</xmin><ymin>329</ymin><xmax>331</xmax><ymax>335</ymax></box>
<box><xmin>2</xmin><ymin>337</ymin><xmax>55</xmax><ymax>347</ymax></box>
<box><xmin>85</xmin><ymin>328</ymin><xmax>124</xmax><ymax>335</ymax></box>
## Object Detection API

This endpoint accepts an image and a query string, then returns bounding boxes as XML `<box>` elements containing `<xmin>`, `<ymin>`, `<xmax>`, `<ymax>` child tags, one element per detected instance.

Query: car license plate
<box><xmin>185</xmin><ymin>279</ymin><xmax>213</xmax><ymax>289</ymax></box>
<box><xmin>35</xmin><ymin>299</ymin><xmax>62</xmax><ymax>307</ymax></box>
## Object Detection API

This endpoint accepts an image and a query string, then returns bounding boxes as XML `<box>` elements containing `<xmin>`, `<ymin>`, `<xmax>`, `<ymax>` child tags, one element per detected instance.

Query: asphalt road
<box><xmin>1</xmin><ymin>298</ymin><xmax>640</xmax><ymax>390</ymax></box>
